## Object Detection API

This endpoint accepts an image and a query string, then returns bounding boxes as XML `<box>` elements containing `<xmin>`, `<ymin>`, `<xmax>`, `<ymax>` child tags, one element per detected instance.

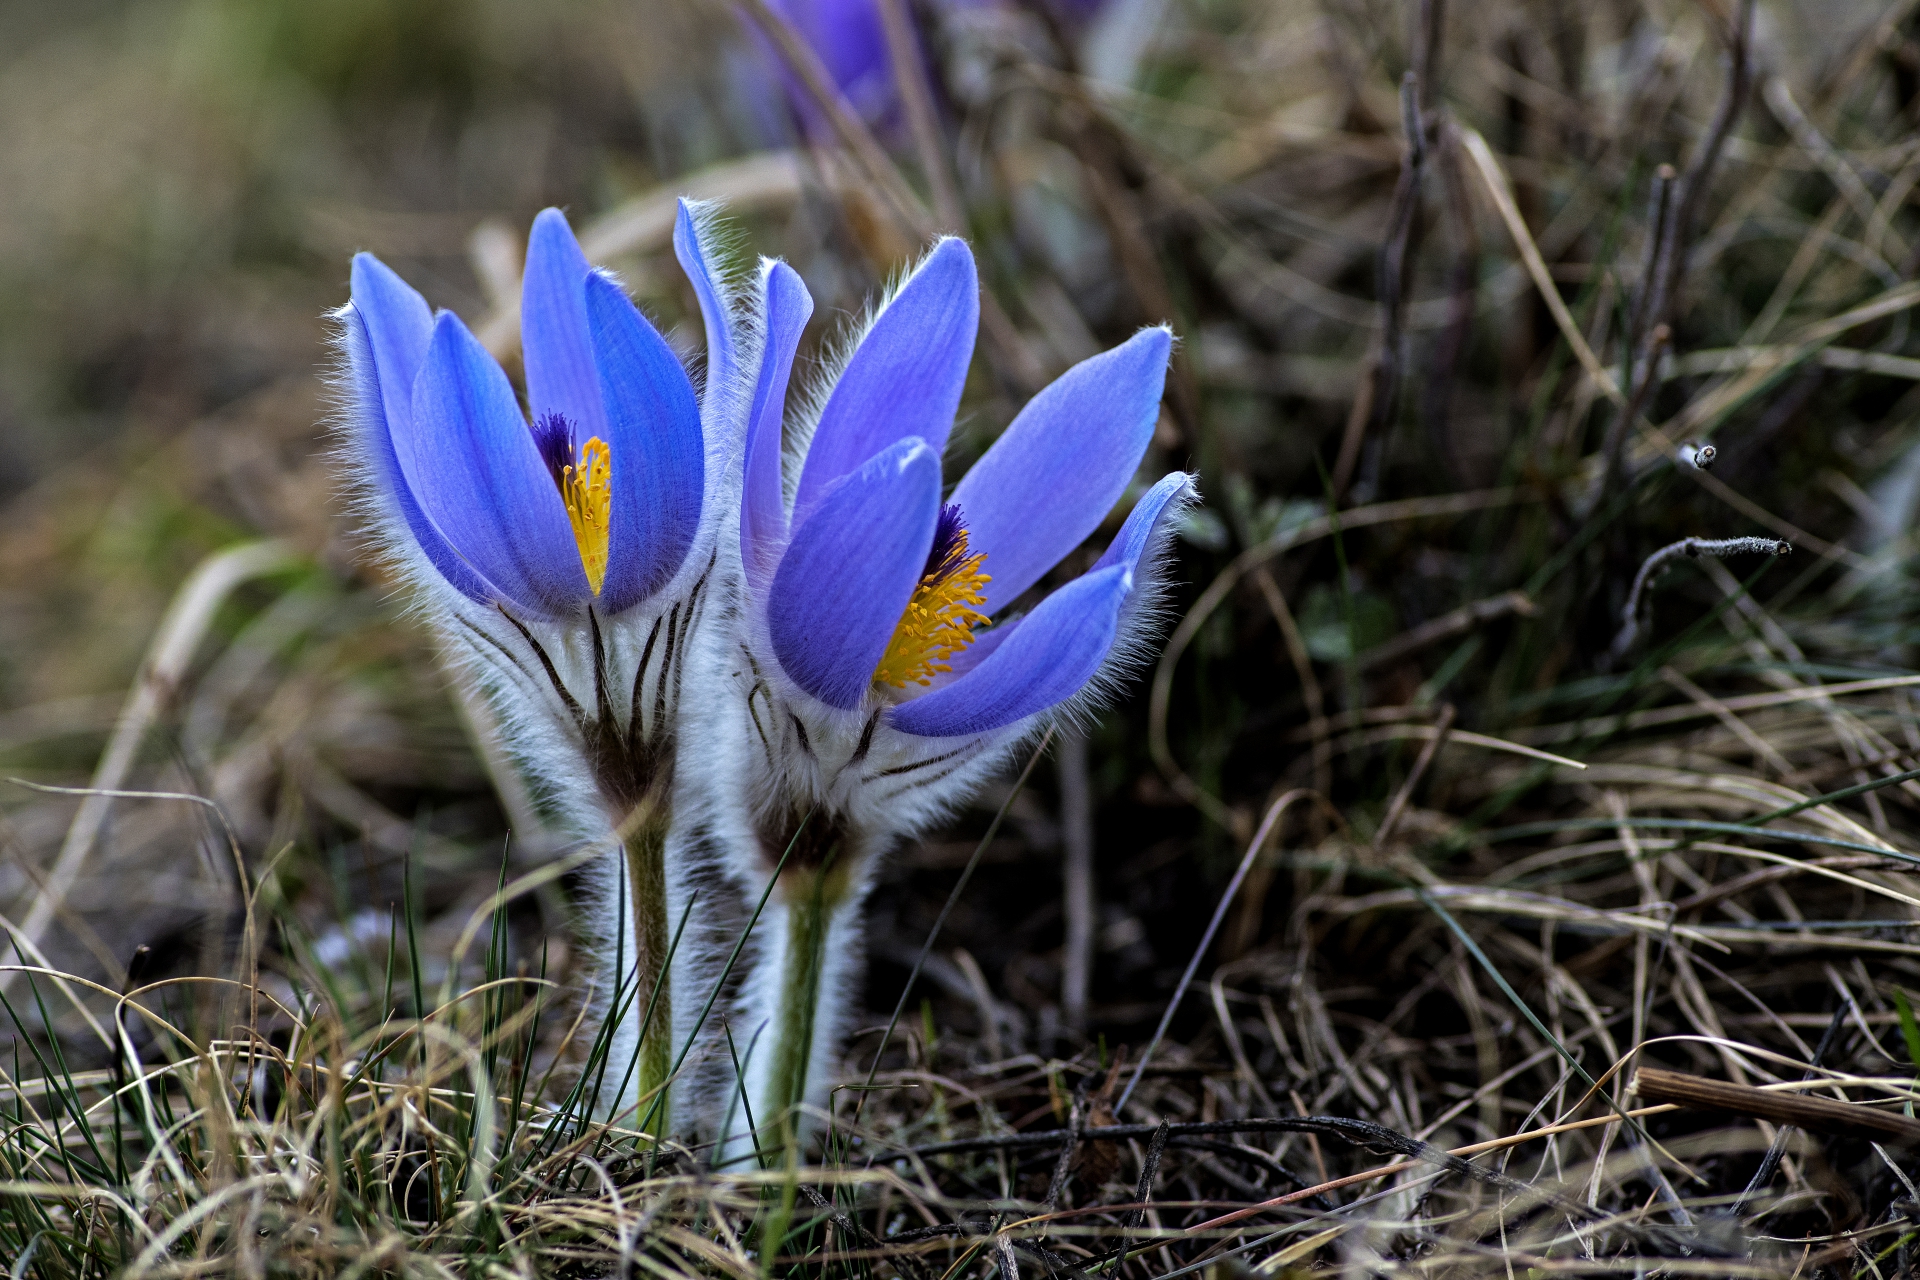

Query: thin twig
<box><xmin>1633</xmin><ymin>1066</ymin><xmax>1920</xmax><ymax>1146</ymax></box>
<box><xmin>1110</xmin><ymin>1117</ymin><xmax>1170</xmax><ymax>1274</ymax></box>
<box><xmin>1116</xmin><ymin>791</ymin><xmax>1315</xmax><ymax>1112</ymax></box>
<box><xmin>1339</xmin><ymin>73</ymin><xmax>1425</xmax><ymax>504</ymax></box>
<box><xmin>873</xmin><ymin>0</ymin><xmax>963</xmax><ymax>232</ymax></box>
<box><xmin>1638</xmin><ymin>0</ymin><xmax>1755</xmax><ymax>378</ymax></box>
<box><xmin>1040</xmin><ymin>1080</ymin><xmax>1089</xmax><ymax>1226</ymax></box>
<box><xmin>735</xmin><ymin>0</ymin><xmax>928</xmax><ymax>235</ymax></box>
<box><xmin>1727</xmin><ymin>1003</ymin><xmax>1848</xmax><ymax>1217</ymax></box>
<box><xmin>1423</xmin><ymin>115</ymin><xmax>1479</xmax><ymax>484</ymax></box>
<box><xmin>1373</xmin><ymin>703</ymin><xmax>1455</xmax><ymax>849</ymax></box>
<box><xmin>1625</xmin><ymin>164</ymin><xmax>1676</xmax><ymax>379</ymax></box>
<box><xmin>1373</xmin><ymin>75</ymin><xmax>1426</xmax><ymax>407</ymax></box>
<box><xmin>1353</xmin><ymin>590</ymin><xmax>1535</xmax><ymax>674</ymax></box>
<box><xmin>1610</xmin><ymin>536</ymin><xmax>1791</xmax><ymax>661</ymax></box>
<box><xmin>1057</xmin><ymin>728</ymin><xmax>1095</xmax><ymax>1034</ymax></box>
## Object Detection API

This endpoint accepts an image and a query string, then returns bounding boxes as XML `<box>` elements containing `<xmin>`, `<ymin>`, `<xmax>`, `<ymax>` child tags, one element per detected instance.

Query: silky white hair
<box><xmin>687</xmin><ymin>240</ymin><xmax>1199</xmax><ymax>1160</ymax></box>
<box><xmin>327</xmin><ymin>203</ymin><xmax>763</xmax><ymax>1127</ymax></box>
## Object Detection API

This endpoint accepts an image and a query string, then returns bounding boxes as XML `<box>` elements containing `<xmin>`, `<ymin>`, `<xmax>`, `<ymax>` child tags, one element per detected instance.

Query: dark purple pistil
<box><xmin>923</xmin><ymin>503</ymin><xmax>968</xmax><ymax>582</ymax></box>
<box><xmin>531</xmin><ymin>411</ymin><xmax>576</xmax><ymax>485</ymax></box>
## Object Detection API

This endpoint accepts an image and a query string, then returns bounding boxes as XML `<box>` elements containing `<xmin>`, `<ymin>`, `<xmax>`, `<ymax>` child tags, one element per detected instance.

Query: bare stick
<box><xmin>1057</xmin><ymin>727</ymin><xmax>1095</xmax><ymax>1033</ymax></box>
<box><xmin>873</xmin><ymin>0</ymin><xmax>963</xmax><ymax>232</ymax></box>
<box><xmin>1354</xmin><ymin>589</ymin><xmax>1535</xmax><ymax>673</ymax></box>
<box><xmin>1633</xmin><ymin>1066</ymin><xmax>1920</xmax><ymax>1147</ymax></box>
<box><xmin>1116</xmin><ymin>790</ymin><xmax>1315</xmax><ymax>1112</ymax></box>
<box><xmin>735</xmin><ymin>0</ymin><xmax>929</xmax><ymax>235</ymax></box>
<box><xmin>1341</xmin><ymin>73</ymin><xmax>1426</xmax><ymax>504</ymax></box>
<box><xmin>1423</xmin><ymin>117</ymin><xmax>1479</xmax><ymax>484</ymax></box>
<box><xmin>1374</xmin><ymin>704</ymin><xmax>1454</xmax><ymax>849</ymax></box>
<box><xmin>1610</xmin><ymin>536</ymin><xmax>1790</xmax><ymax>661</ymax></box>
<box><xmin>1640</xmin><ymin>0</ymin><xmax>1755</xmax><ymax>369</ymax></box>
<box><xmin>1625</xmin><ymin>164</ymin><xmax>1676</xmax><ymax>374</ymax></box>
<box><xmin>1603</xmin><ymin>323</ymin><xmax>1670</xmax><ymax>496</ymax></box>
<box><xmin>1727</xmin><ymin>1003</ymin><xmax>1848</xmax><ymax>1216</ymax></box>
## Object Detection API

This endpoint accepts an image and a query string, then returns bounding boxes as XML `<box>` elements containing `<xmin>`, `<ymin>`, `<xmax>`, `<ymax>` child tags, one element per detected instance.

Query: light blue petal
<box><xmin>673</xmin><ymin>199</ymin><xmax>739</xmax><ymax>396</ymax></box>
<box><xmin>522</xmin><ymin>209</ymin><xmax>609</xmax><ymax>445</ymax></box>
<box><xmin>398</xmin><ymin>312</ymin><xmax>589</xmax><ymax>616</ymax></box>
<box><xmin>951</xmin><ymin>328</ymin><xmax>1170</xmax><ymax>615</ymax></box>
<box><xmin>350</xmin><ymin>254</ymin><xmax>431</xmax><ymax>443</ymax></box>
<box><xmin>792</xmin><ymin>238</ymin><xmax>977</xmax><ymax>519</ymax></box>
<box><xmin>770</xmin><ymin>438</ymin><xmax>941</xmax><ymax>709</ymax></box>
<box><xmin>1105</xmin><ymin>474</ymin><xmax>1190</xmax><ymax>571</ymax></box>
<box><xmin>887</xmin><ymin>565</ymin><xmax>1131</xmax><ymax>737</ymax></box>
<box><xmin>347</xmin><ymin>254</ymin><xmax>494</xmax><ymax>603</ymax></box>
<box><xmin>743</xmin><ymin>260</ymin><xmax>813</xmax><ymax>578</ymax></box>
<box><xmin>1094</xmin><ymin>471</ymin><xmax>1196</xmax><ymax>577</ymax></box>
<box><xmin>585</xmin><ymin>272</ymin><xmax>705</xmax><ymax>611</ymax></box>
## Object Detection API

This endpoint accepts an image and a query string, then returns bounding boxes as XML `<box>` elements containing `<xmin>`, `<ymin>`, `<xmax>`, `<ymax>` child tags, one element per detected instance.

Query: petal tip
<box><xmin>926</xmin><ymin>236</ymin><xmax>975</xmax><ymax>268</ymax></box>
<box><xmin>525</xmin><ymin>208</ymin><xmax>588</xmax><ymax>274</ymax></box>
<box><xmin>349</xmin><ymin>251</ymin><xmax>405</xmax><ymax>295</ymax></box>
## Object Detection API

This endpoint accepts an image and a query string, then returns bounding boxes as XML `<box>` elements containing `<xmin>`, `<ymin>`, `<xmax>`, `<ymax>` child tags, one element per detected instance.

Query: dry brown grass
<box><xmin>5</xmin><ymin>0</ymin><xmax>1920</xmax><ymax>1273</ymax></box>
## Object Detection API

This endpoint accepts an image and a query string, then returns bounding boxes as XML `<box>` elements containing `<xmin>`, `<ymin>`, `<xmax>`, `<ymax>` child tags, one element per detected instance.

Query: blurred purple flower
<box><xmin>768</xmin><ymin>0</ymin><xmax>898</xmax><ymax>128</ymax></box>
<box><xmin>754</xmin><ymin>0</ymin><xmax>1110</xmax><ymax>137</ymax></box>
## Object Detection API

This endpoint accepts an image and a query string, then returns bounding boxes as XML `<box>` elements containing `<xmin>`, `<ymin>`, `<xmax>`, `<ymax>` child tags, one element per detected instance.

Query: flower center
<box><xmin>533</xmin><ymin>412</ymin><xmax>612</xmax><ymax>596</ymax></box>
<box><xmin>873</xmin><ymin>504</ymin><xmax>991</xmax><ymax>690</ymax></box>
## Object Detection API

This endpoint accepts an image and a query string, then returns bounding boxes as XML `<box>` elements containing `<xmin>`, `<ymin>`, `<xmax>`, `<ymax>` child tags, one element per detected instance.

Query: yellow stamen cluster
<box><xmin>561</xmin><ymin>436</ymin><xmax>613</xmax><ymax>595</ymax></box>
<box><xmin>873</xmin><ymin>532</ymin><xmax>990</xmax><ymax>689</ymax></box>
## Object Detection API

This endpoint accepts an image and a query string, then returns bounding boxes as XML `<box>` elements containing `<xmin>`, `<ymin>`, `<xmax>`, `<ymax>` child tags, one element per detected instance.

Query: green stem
<box><xmin>763</xmin><ymin>866</ymin><xmax>837</xmax><ymax>1164</ymax></box>
<box><xmin>622</xmin><ymin>809</ymin><xmax>673</xmax><ymax>1135</ymax></box>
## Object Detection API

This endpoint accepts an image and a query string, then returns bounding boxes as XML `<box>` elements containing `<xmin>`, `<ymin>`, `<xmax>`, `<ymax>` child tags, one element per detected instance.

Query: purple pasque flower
<box><xmin>342</xmin><ymin>206</ymin><xmax>711</xmax><ymax>628</ymax></box>
<box><xmin>337</xmin><ymin>200</ymin><xmax>742</xmax><ymax>1129</ymax></box>
<box><xmin>336</xmin><ymin>201</ymin><xmax>740</xmax><ymax>780</ymax></box>
<box><xmin>740</xmin><ymin>236</ymin><xmax>1192</xmax><ymax>761</ymax></box>
<box><xmin>707</xmin><ymin>236</ymin><xmax>1190</xmax><ymax>1163</ymax></box>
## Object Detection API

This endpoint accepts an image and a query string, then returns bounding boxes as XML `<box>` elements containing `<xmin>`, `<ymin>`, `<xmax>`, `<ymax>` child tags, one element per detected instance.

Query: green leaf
<box><xmin>1895</xmin><ymin>988</ymin><xmax>1920</xmax><ymax>1068</ymax></box>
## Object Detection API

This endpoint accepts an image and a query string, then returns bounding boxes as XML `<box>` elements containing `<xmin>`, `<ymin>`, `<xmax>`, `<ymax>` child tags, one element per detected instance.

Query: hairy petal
<box><xmin>886</xmin><ymin>565</ymin><xmax>1131</xmax><ymax>737</ymax></box>
<box><xmin>347</xmin><ymin>254</ymin><xmax>494</xmax><ymax>602</ymax></box>
<box><xmin>793</xmin><ymin>238</ymin><xmax>977</xmax><ymax>518</ymax></box>
<box><xmin>674</xmin><ymin>198</ymin><xmax>740</xmax><ymax>395</ymax></box>
<box><xmin>522</xmin><ymin>209</ymin><xmax>610</xmax><ymax>444</ymax></box>
<box><xmin>953</xmin><ymin>327</ymin><xmax>1170</xmax><ymax>615</ymax></box>
<box><xmin>585</xmin><ymin>272</ymin><xmax>705</xmax><ymax>610</ymax></box>
<box><xmin>1094</xmin><ymin>471</ymin><xmax>1197</xmax><ymax>577</ymax></box>
<box><xmin>398</xmin><ymin>312</ymin><xmax>589</xmax><ymax>616</ymax></box>
<box><xmin>744</xmin><ymin>260</ymin><xmax>813</xmax><ymax>578</ymax></box>
<box><xmin>770</xmin><ymin>438</ymin><xmax>941</xmax><ymax>709</ymax></box>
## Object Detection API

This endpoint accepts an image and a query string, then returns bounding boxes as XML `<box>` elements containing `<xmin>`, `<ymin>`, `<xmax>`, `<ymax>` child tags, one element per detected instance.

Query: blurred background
<box><xmin>7</xmin><ymin>0</ymin><xmax>1920</xmax><ymax>1246</ymax></box>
